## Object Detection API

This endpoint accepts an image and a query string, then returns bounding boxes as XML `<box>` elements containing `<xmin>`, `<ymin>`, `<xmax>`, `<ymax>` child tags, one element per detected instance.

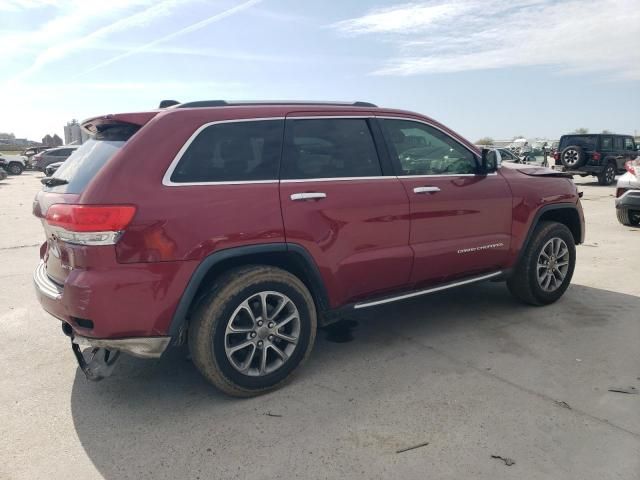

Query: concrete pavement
<box><xmin>0</xmin><ymin>171</ymin><xmax>638</xmax><ymax>479</ymax></box>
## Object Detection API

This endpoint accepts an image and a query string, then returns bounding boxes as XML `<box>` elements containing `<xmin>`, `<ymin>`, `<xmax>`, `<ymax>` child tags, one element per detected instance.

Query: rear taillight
<box><xmin>625</xmin><ymin>160</ymin><xmax>639</xmax><ymax>176</ymax></box>
<box><xmin>592</xmin><ymin>151</ymin><xmax>601</xmax><ymax>162</ymax></box>
<box><xmin>553</xmin><ymin>152</ymin><xmax>559</xmax><ymax>161</ymax></box>
<box><xmin>45</xmin><ymin>204</ymin><xmax>136</xmax><ymax>245</ymax></box>
<box><xmin>616</xmin><ymin>188</ymin><xmax>627</xmax><ymax>198</ymax></box>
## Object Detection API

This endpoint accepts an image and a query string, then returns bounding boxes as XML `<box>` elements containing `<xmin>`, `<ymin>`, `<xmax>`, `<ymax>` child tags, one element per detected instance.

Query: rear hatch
<box><xmin>34</xmin><ymin>116</ymin><xmax>151</xmax><ymax>285</ymax></box>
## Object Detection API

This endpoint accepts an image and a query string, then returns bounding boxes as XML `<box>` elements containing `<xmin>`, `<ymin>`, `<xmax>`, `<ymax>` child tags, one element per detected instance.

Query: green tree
<box><xmin>573</xmin><ymin>128</ymin><xmax>589</xmax><ymax>134</ymax></box>
<box><xmin>475</xmin><ymin>137</ymin><xmax>494</xmax><ymax>145</ymax></box>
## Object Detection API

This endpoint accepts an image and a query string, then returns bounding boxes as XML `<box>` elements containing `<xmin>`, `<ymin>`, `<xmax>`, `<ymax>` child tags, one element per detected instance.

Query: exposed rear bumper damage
<box><xmin>63</xmin><ymin>324</ymin><xmax>171</xmax><ymax>380</ymax></box>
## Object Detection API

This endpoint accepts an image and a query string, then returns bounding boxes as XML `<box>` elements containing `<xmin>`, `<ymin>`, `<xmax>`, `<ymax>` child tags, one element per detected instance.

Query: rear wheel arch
<box><xmin>168</xmin><ymin>243</ymin><xmax>330</xmax><ymax>339</ymax></box>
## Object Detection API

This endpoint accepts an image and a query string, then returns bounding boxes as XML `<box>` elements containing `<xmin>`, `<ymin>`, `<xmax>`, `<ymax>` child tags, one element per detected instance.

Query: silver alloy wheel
<box><xmin>536</xmin><ymin>237</ymin><xmax>570</xmax><ymax>292</ymax></box>
<box><xmin>224</xmin><ymin>291</ymin><xmax>300</xmax><ymax>376</ymax></box>
<box><xmin>562</xmin><ymin>149</ymin><xmax>579</xmax><ymax>166</ymax></box>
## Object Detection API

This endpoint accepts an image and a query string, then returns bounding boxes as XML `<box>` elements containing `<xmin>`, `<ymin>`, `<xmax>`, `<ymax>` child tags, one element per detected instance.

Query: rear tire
<box><xmin>188</xmin><ymin>265</ymin><xmax>317</xmax><ymax>397</ymax></box>
<box><xmin>617</xmin><ymin>208</ymin><xmax>640</xmax><ymax>226</ymax></box>
<box><xmin>597</xmin><ymin>163</ymin><xmax>616</xmax><ymax>186</ymax></box>
<box><xmin>507</xmin><ymin>221</ymin><xmax>576</xmax><ymax>306</ymax></box>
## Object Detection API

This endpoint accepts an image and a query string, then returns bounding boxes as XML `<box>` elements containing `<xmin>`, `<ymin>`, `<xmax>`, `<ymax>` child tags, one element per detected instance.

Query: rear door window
<box><xmin>614</xmin><ymin>137</ymin><xmax>623</xmax><ymax>150</ymax></box>
<box><xmin>281</xmin><ymin>118</ymin><xmax>381</xmax><ymax>179</ymax></box>
<box><xmin>169</xmin><ymin>120</ymin><xmax>283</xmax><ymax>183</ymax></box>
<box><xmin>601</xmin><ymin>137</ymin><xmax>613</xmax><ymax>151</ymax></box>
<box><xmin>47</xmin><ymin>123</ymin><xmax>139</xmax><ymax>194</ymax></box>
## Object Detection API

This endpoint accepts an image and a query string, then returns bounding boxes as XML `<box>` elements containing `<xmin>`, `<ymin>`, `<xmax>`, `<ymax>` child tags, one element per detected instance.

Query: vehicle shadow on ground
<box><xmin>70</xmin><ymin>282</ymin><xmax>640</xmax><ymax>479</ymax></box>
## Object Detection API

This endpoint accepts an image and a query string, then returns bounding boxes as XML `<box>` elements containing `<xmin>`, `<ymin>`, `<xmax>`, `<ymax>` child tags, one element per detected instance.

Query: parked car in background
<box><xmin>495</xmin><ymin>148</ymin><xmax>520</xmax><ymax>163</ymax></box>
<box><xmin>615</xmin><ymin>159</ymin><xmax>640</xmax><ymax>226</ymax></box>
<box><xmin>554</xmin><ymin>133</ymin><xmax>637</xmax><ymax>185</ymax></box>
<box><xmin>0</xmin><ymin>154</ymin><xmax>26</xmax><ymax>175</ymax></box>
<box><xmin>44</xmin><ymin>161</ymin><xmax>64</xmax><ymax>177</ymax></box>
<box><xmin>32</xmin><ymin>146</ymin><xmax>78</xmax><ymax>171</ymax></box>
<box><xmin>22</xmin><ymin>146</ymin><xmax>50</xmax><ymax>159</ymax></box>
<box><xmin>33</xmin><ymin>99</ymin><xmax>584</xmax><ymax>396</ymax></box>
<box><xmin>0</xmin><ymin>166</ymin><xmax>7</xmax><ymax>181</ymax></box>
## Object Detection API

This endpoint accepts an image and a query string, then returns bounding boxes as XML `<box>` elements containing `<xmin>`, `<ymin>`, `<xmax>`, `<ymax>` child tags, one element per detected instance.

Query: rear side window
<box><xmin>559</xmin><ymin>135</ymin><xmax>597</xmax><ymax>150</ymax></box>
<box><xmin>614</xmin><ymin>137</ymin><xmax>623</xmax><ymax>150</ymax></box>
<box><xmin>170</xmin><ymin>120</ymin><xmax>283</xmax><ymax>183</ymax></box>
<box><xmin>48</xmin><ymin>123</ymin><xmax>139</xmax><ymax>194</ymax></box>
<box><xmin>281</xmin><ymin>118</ymin><xmax>381</xmax><ymax>179</ymax></box>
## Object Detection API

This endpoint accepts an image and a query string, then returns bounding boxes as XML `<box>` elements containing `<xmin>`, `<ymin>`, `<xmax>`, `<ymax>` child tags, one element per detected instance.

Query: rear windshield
<box><xmin>46</xmin><ymin>124</ymin><xmax>139</xmax><ymax>193</ymax></box>
<box><xmin>559</xmin><ymin>135</ymin><xmax>597</xmax><ymax>150</ymax></box>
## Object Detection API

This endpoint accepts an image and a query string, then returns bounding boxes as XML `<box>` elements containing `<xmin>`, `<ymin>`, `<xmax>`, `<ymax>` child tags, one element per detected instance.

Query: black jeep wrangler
<box><xmin>554</xmin><ymin>134</ymin><xmax>638</xmax><ymax>185</ymax></box>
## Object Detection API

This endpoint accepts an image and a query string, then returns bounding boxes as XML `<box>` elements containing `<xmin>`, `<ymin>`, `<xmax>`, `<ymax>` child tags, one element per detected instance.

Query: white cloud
<box><xmin>7</xmin><ymin>0</ymin><xmax>189</xmax><ymax>82</ymax></box>
<box><xmin>79</xmin><ymin>0</ymin><xmax>263</xmax><ymax>75</ymax></box>
<box><xmin>332</xmin><ymin>0</ymin><xmax>640</xmax><ymax>80</ymax></box>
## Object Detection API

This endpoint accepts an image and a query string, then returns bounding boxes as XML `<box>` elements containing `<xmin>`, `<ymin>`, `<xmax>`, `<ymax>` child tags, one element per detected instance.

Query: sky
<box><xmin>1</xmin><ymin>0</ymin><xmax>639</xmax><ymax>143</ymax></box>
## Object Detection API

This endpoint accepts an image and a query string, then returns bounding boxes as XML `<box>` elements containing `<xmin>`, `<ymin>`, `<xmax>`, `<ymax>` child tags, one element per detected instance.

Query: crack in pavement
<box><xmin>397</xmin><ymin>334</ymin><xmax>640</xmax><ymax>441</ymax></box>
<box><xmin>0</xmin><ymin>243</ymin><xmax>40</xmax><ymax>251</ymax></box>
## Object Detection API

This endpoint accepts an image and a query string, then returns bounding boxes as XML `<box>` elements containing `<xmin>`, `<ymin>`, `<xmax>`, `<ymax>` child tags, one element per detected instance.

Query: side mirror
<box><xmin>481</xmin><ymin>148</ymin><xmax>501</xmax><ymax>174</ymax></box>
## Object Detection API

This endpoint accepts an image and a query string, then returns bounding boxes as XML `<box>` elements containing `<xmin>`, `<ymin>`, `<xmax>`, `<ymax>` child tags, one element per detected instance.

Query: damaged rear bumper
<box><xmin>70</xmin><ymin>332</ymin><xmax>171</xmax><ymax>359</ymax></box>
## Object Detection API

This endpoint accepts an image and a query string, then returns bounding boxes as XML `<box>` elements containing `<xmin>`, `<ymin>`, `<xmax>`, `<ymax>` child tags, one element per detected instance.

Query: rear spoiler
<box><xmin>81</xmin><ymin>112</ymin><xmax>158</xmax><ymax>135</ymax></box>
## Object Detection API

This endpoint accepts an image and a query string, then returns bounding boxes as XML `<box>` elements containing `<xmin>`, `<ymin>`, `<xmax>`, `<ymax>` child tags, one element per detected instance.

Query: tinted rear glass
<box><xmin>282</xmin><ymin>118</ymin><xmax>381</xmax><ymax>179</ymax></box>
<box><xmin>559</xmin><ymin>135</ymin><xmax>597</xmax><ymax>150</ymax></box>
<box><xmin>46</xmin><ymin>123</ymin><xmax>139</xmax><ymax>194</ymax></box>
<box><xmin>170</xmin><ymin>120</ymin><xmax>283</xmax><ymax>183</ymax></box>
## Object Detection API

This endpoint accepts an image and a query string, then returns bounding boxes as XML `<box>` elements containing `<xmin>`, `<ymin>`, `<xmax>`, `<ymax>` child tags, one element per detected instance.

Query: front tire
<box><xmin>507</xmin><ymin>221</ymin><xmax>576</xmax><ymax>306</ymax></box>
<box><xmin>188</xmin><ymin>266</ymin><xmax>317</xmax><ymax>397</ymax></box>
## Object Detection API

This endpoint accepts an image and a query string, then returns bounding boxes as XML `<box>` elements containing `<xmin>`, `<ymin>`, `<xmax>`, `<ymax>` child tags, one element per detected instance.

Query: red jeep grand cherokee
<box><xmin>33</xmin><ymin>100</ymin><xmax>584</xmax><ymax>396</ymax></box>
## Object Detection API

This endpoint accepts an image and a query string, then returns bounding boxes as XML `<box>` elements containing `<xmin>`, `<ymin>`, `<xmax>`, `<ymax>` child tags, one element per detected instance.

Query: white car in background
<box><xmin>615</xmin><ymin>159</ymin><xmax>640</xmax><ymax>226</ymax></box>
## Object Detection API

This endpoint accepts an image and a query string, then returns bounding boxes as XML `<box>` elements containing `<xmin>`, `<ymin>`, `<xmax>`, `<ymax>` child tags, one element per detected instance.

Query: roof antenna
<box><xmin>159</xmin><ymin>100</ymin><xmax>180</xmax><ymax>108</ymax></box>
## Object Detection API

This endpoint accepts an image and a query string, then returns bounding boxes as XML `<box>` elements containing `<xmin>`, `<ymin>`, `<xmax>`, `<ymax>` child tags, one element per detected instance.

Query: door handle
<box><xmin>290</xmin><ymin>192</ymin><xmax>327</xmax><ymax>201</ymax></box>
<box><xmin>413</xmin><ymin>186</ymin><xmax>441</xmax><ymax>194</ymax></box>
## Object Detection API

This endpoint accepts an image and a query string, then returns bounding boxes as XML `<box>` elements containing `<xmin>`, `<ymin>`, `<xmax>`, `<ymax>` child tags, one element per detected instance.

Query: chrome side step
<box><xmin>353</xmin><ymin>271</ymin><xmax>502</xmax><ymax>309</ymax></box>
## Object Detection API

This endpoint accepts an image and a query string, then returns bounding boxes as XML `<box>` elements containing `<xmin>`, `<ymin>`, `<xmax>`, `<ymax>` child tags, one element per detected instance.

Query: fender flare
<box><xmin>167</xmin><ymin>242</ymin><xmax>329</xmax><ymax>337</ymax></box>
<box><xmin>514</xmin><ymin>203</ymin><xmax>583</xmax><ymax>268</ymax></box>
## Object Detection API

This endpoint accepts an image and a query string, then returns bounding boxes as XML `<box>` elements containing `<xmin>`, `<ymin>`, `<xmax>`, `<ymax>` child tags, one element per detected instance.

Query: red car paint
<box><xmin>33</xmin><ymin>103</ymin><xmax>584</xmax><ymax>342</ymax></box>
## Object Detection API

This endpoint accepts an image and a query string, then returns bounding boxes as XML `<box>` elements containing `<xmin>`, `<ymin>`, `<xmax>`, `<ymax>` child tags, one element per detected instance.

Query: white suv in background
<box><xmin>615</xmin><ymin>159</ymin><xmax>640</xmax><ymax>226</ymax></box>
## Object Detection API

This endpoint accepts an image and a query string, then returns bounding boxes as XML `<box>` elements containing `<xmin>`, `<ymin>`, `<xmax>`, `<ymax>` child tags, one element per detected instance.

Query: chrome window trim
<box><xmin>162</xmin><ymin>114</ymin><xmax>489</xmax><ymax>186</ymax></box>
<box><xmin>162</xmin><ymin>117</ymin><xmax>285</xmax><ymax>187</ymax></box>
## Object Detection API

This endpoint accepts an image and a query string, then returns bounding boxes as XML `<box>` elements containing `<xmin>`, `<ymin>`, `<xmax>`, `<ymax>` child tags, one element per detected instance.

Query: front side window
<box><xmin>170</xmin><ymin>120</ymin><xmax>284</xmax><ymax>183</ymax></box>
<box><xmin>382</xmin><ymin>119</ymin><xmax>476</xmax><ymax>175</ymax></box>
<box><xmin>281</xmin><ymin>118</ymin><xmax>381</xmax><ymax>179</ymax></box>
<box><xmin>624</xmin><ymin>137</ymin><xmax>636</xmax><ymax>151</ymax></box>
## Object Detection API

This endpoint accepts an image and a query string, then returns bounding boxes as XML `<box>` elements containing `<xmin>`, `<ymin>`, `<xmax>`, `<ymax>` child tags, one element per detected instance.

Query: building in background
<box><xmin>42</xmin><ymin>134</ymin><xmax>63</xmax><ymax>147</ymax></box>
<box><xmin>63</xmin><ymin>119</ymin><xmax>88</xmax><ymax>145</ymax></box>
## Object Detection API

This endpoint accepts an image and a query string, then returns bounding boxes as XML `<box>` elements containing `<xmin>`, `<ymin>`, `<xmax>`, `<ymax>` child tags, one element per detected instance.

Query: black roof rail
<box><xmin>173</xmin><ymin>100</ymin><xmax>378</xmax><ymax>109</ymax></box>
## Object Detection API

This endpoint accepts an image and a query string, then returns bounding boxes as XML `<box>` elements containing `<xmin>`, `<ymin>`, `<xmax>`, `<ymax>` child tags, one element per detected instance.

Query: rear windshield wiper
<box><xmin>41</xmin><ymin>177</ymin><xmax>68</xmax><ymax>187</ymax></box>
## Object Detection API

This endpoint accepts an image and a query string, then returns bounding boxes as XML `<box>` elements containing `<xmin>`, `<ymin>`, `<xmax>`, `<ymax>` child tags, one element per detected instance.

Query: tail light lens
<box><xmin>592</xmin><ymin>151</ymin><xmax>601</xmax><ymax>162</ymax></box>
<box><xmin>46</xmin><ymin>204</ymin><xmax>136</xmax><ymax>245</ymax></box>
<box><xmin>616</xmin><ymin>188</ymin><xmax>627</xmax><ymax>198</ymax></box>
